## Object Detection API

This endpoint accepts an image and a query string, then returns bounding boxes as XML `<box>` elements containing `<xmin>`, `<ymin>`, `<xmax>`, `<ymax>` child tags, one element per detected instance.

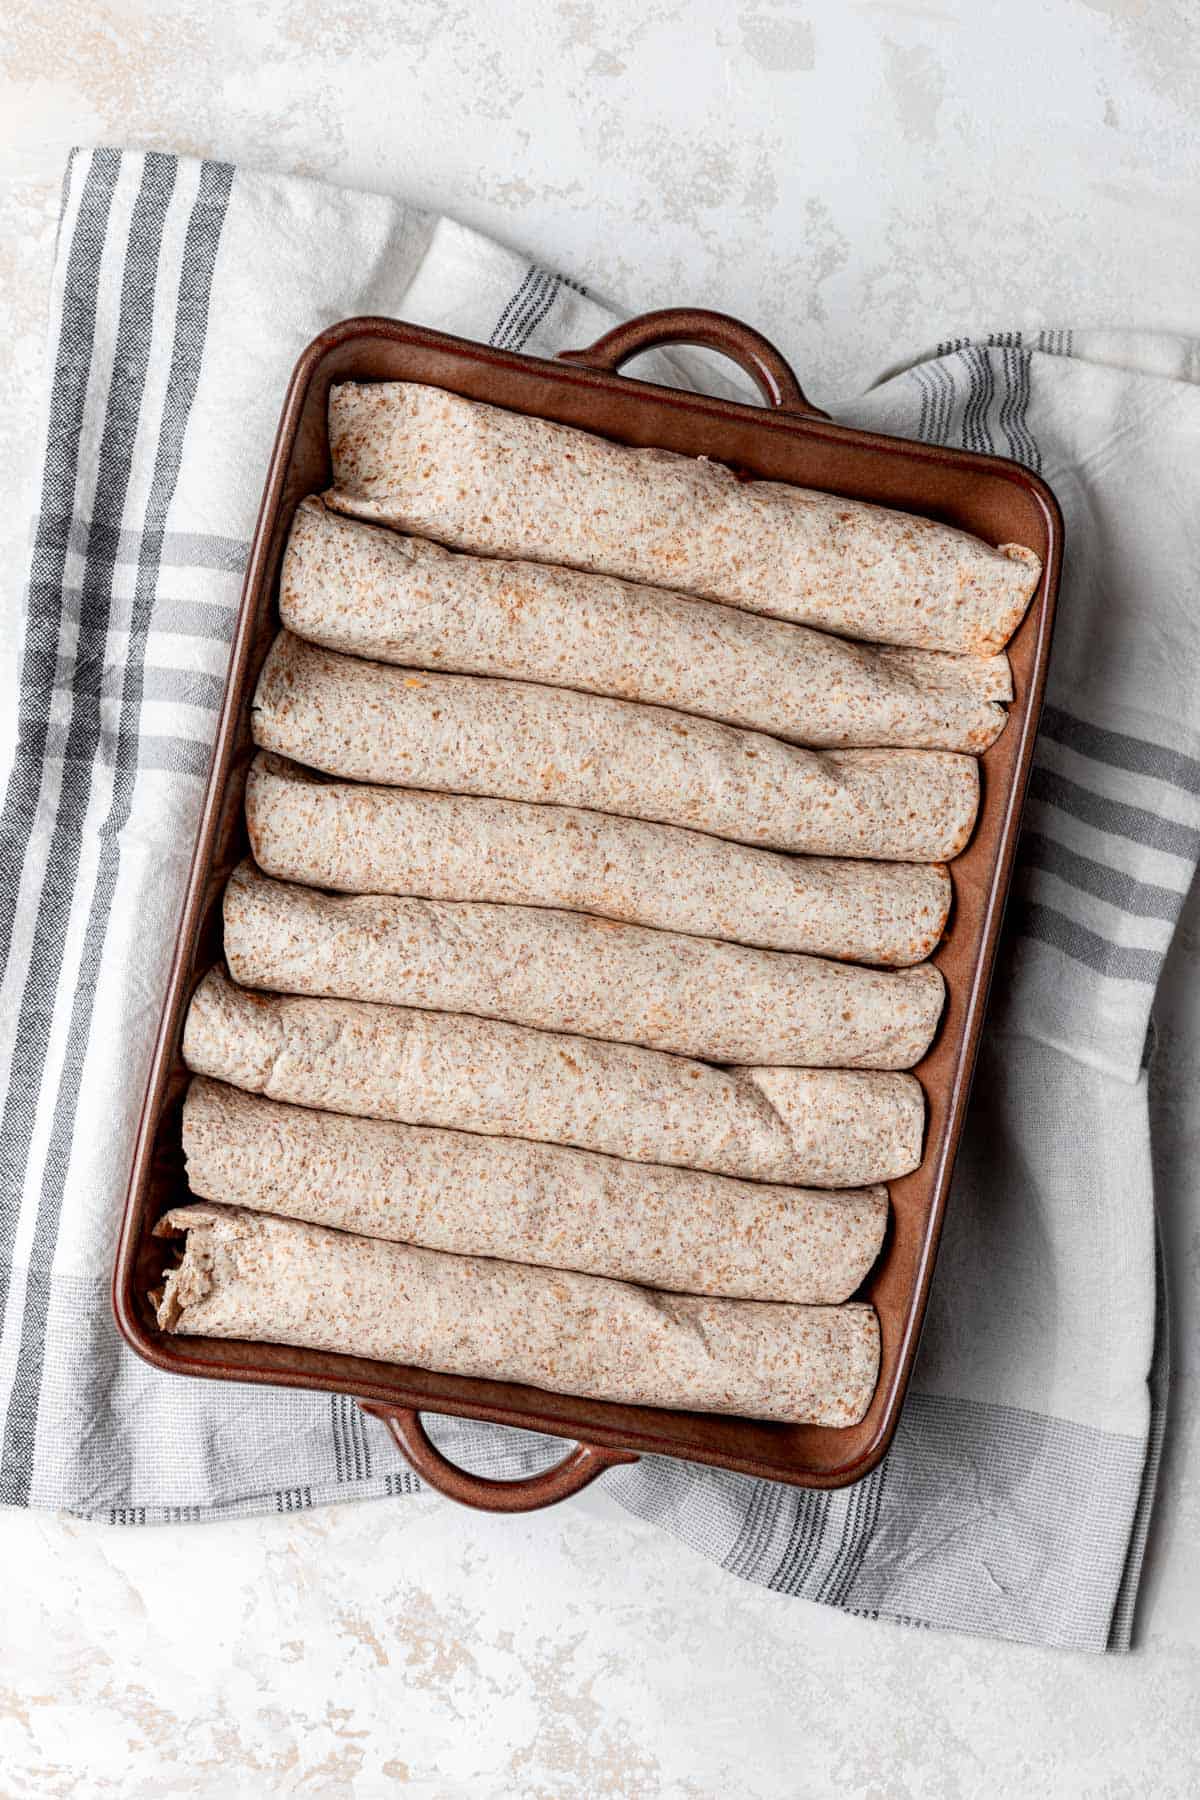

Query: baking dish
<box><xmin>113</xmin><ymin>307</ymin><xmax>1062</xmax><ymax>1513</ymax></box>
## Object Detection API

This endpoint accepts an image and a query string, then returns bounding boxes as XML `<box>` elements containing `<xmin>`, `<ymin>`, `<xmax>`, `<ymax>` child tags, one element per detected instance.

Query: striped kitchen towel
<box><xmin>1</xmin><ymin>148</ymin><xmax>1194</xmax><ymax>1652</ymax></box>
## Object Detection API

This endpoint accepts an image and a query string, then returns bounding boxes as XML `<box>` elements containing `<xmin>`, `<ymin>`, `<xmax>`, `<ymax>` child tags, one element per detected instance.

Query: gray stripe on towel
<box><xmin>0</xmin><ymin>150</ymin><xmax>169</xmax><ymax>1383</ymax></box>
<box><xmin>1012</xmin><ymin>900</ymin><xmax>1164</xmax><ymax>984</ymax></box>
<box><xmin>1029</xmin><ymin>765</ymin><xmax>1200</xmax><ymax>861</ymax></box>
<box><xmin>1019</xmin><ymin>831</ymin><xmax>1185</xmax><ymax>923</ymax></box>
<box><xmin>0</xmin><ymin>151</ymin><xmax>120</xmax><ymax>997</ymax></box>
<box><xmin>1</xmin><ymin>156</ymin><xmax>233</xmax><ymax>1504</ymax></box>
<box><xmin>1041</xmin><ymin>704</ymin><xmax>1200</xmax><ymax>798</ymax></box>
<box><xmin>606</xmin><ymin>1394</ymin><xmax>1147</xmax><ymax>1653</ymax></box>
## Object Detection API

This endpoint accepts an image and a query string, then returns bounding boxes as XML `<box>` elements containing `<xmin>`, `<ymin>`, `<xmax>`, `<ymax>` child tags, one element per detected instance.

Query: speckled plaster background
<box><xmin>2</xmin><ymin>3</ymin><xmax>1199</xmax><ymax>1796</ymax></box>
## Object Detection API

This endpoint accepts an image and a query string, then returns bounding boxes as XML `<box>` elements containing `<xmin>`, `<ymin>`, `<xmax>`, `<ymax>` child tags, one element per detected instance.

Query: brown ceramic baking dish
<box><xmin>113</xmin><ymin>307</ymin><xmax>1062</xmax><ymax>1514</ymax></box>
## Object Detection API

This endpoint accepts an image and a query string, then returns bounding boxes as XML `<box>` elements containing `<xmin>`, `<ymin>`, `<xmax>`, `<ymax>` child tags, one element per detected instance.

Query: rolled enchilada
<box><xmin>182</xmin><ymin>1076</ymin><xmax>888</xmax><ymax>1305</ymax></box>
<box><xmin>246</xmin><ymin>752</ymin><xmax>951</xmax><ymax>966</ymax></box>
<box><xmin>251</xmin><ymin>631</ymin><xmax>980</xmax><ymax>862</ymax></box>
<box><xmin>154</xmin><ymin>1202</ymin><xmax>881</xmax><ymax>1426</ymax></box>
<box><xmin>182</xmin><ymin>968</ymin><xmax>925</xmax><ymax>1189</ymax></box>
<box><xmin>223</xmin><ymin>860</ymin><xmax>944</xmax><ymax>1069</ymax></box>
<box><xmin>324</xmin><ymin>379</ymin><xmax>1040</xmax><ymax>655</ymax></box>
<box><xmin>281</xmin><ymin>494</ymin><xmax>1012</xmax><ymax>750</ymax></box>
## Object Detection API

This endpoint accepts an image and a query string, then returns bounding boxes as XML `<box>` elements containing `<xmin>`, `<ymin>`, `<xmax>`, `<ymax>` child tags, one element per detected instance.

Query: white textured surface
<box><xmin>2</xmin><ymin>3</ymin><xmax>1200</xmax><ymax>1794</ymax></box>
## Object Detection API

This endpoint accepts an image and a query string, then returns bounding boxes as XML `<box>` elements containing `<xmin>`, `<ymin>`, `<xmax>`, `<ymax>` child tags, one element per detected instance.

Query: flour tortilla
<box><xmin>281</xmin><ymin>495</ymin><xmax>1011</xmax><ymax>751</ymax></box>
<box><xmin>182</xmin><ymin>968</ymin><xmax>926</xmax><ymax>1188</ymax></box>
<box><xmin>223</xmin><ymin>860</ymin><xmax>943</xmax><ymax>1069</ymax></box>
<box><xmin>246</xmin><ymin>752</ymin><xmax>951</xmax><ymax>966</ymax></box>
<box><xmin>252</xmin><ymin>632</ymin><xmax>980</xmax><ymax>862</ymax></box>
<box><xmin>325</xmin><ymin>380</ymin><xmax>1041</xmax><ymax>655</ymax></box>
<box><xmin>183</xmin><ymin>1076</ymin><xmax>888</xmax><ymax>1304</ymax></box>
<box><xmin>154</xmin><ymin>1202</ymin><xmax>881</xmax><ymax>1425</ymax></box>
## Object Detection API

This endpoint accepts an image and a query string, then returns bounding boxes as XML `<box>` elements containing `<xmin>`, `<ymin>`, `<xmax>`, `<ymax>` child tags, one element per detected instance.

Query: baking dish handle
<box><xmin>557</xmin><ymin>305</ymin><xmax>830</xmax><ymax>419</ymax></box>
<box><xmin>359</xmin><ymin>1402</ymin><xmax>638</xmax><ymax>1513</ymax></box>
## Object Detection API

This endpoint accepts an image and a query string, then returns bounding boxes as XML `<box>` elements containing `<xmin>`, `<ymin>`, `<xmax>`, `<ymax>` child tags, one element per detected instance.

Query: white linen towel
<box><xmin>1</xmin><ymin>148</ymin><xmax>1194</xmax><ymax>1651</ymax></box>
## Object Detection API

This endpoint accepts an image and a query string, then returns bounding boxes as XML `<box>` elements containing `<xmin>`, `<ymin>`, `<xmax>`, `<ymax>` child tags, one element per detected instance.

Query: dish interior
<box><xmin>113</xmin><ymin>318</ymin><xmax>1061</xmax><ymax>1489</ymax></box>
